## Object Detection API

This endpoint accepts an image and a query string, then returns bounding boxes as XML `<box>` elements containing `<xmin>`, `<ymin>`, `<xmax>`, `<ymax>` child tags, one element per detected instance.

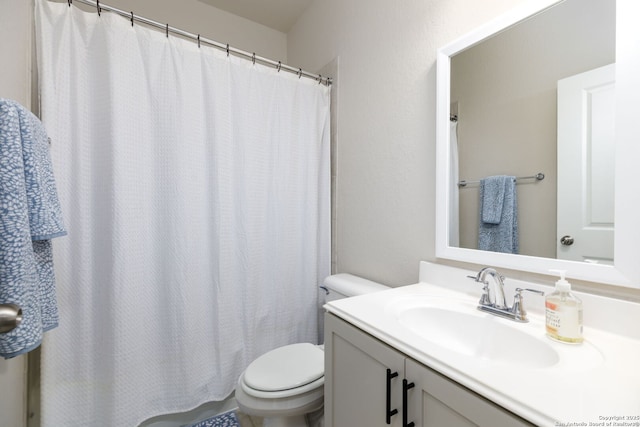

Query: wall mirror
<box><xmin>436</xmin><ymin>0</ymin><xmax>640</xmax><ymax>287</ymax></box>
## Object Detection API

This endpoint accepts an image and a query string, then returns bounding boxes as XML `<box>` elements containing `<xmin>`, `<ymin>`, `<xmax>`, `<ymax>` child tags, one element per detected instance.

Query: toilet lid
<box><xmin>244</xmin><ymin>343</ymin><xmax>324</xmax><ymax>392</ymax></box>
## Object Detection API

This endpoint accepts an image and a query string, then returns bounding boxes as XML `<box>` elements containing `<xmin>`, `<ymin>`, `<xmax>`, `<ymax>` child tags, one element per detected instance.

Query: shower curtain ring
<box><xmin>68</xmin><ymin>0</ymin><xmax>72</xmax><ymax>7</ymax></box>
<box><xmin>96</xmin><ymin>0</ymin><xmax>101</xmax><ymax>16</ymax></box>
<box><xmin>130</xmin><ymin>12</ymin><xmax>134</xmax><ymax>27</ymax></box>
<box><xmin>226</xmin><ymin>44</ymin><xmax>230</xmax><ymax>57</ymax></box>
<box><xmin>277</xmin><ymin>61</ymin><xmax>281</xmax><ymax>72</ymax></box>
<box><xmin>197</xmin><ymin>34</ymin><xmax>201</xmax><ymax>48</ymax></box>
<box><xmin>298</xmin><ymin>68</ymin><xmax>302</xmax><ymax>78</ymax></box>
<box><xmin>318</xmin><ymin>74</ymin><xmax>322</xmax><ymax>84</ymax></box>
<box><xmin>252</xmin><ymin>53</ymin><xmax>256</xmax><ymax>65</ymax></box>
<box><xmin>166</xmin><ymin>23</ymin><xmax>169</xmax><ymax>38</ymax></box>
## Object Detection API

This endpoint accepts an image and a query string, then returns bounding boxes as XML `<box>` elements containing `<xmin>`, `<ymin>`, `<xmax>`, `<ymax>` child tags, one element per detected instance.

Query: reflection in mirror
<box><xmin>557</xmin><ymin>63</ymin><xmax>615</xmax><ymax>265</ymax></box>
<box><xmin>436</xmin><ymin>0</ymin><xmax>640</xmax><ymax>287</ymax></box>
<box><xmin>450</xmin><ymin>0</ymin><xmax>615</xmax><ymax>260</ymax></box>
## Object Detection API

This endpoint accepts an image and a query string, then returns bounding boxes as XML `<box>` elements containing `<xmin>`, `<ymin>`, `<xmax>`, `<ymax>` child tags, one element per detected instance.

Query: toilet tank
<box><xmin>322</xmin><ymin>273</ymin><xmax>389</xmax><ymax>303</ymax></box>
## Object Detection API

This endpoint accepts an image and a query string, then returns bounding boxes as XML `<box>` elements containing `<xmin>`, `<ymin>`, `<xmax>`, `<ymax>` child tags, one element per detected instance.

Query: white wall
<box><xmin>0</xmin><ymin>0</ymin><xmax>33</xmax><ymax>106</ymax></box>
<box><xmin>287</xmin><ymin>0</ymin><xmax>529</xmax><ymax>285</ymax></box>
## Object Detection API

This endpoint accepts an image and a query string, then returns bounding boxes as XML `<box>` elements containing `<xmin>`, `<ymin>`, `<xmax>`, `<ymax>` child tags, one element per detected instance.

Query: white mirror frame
<box><xmin>436</xmin><ymin>0</ymin><xmax>640</xmax><ymax>288</ymax></box>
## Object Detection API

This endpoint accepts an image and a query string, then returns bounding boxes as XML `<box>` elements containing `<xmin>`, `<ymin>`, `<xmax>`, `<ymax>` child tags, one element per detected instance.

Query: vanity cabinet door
<box><xmin>324</xmin><ymin>313</ymin><xmax>405</xmax><ymax>427</ymax></box>
<box><xmin>405</xmin><ymin>358</ymin><xmax>535</xmax><ymax>427</ymax></box>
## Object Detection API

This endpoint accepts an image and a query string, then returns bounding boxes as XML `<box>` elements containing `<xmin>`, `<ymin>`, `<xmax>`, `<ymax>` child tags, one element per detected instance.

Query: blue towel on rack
<box><xmin>480</xmin><ymin>176</ymin><xmax>507</xmax><ymax>225</ymax></box>
<box><xmin>478</xmin><ymin>175</ymin><xmax>518</xmax><ymax>254</ymax></box>
<box><xmin>0</xmin><ymin>99</ymin><xmax>66</xmax><ymax>359</ymax></box>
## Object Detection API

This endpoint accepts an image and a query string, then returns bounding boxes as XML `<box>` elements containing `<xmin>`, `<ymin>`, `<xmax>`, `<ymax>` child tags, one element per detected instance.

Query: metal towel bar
<box><xmin>458</xmin><ymin>172</ymin><xmax>545</xmax><ymax>188</ymax></box>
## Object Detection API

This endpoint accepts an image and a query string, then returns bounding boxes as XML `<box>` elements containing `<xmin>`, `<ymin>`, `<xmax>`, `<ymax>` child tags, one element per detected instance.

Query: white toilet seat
<box><xmin>242</xmin><ymin>343</ymin><xmax>324</xmax><ymax>397</ymax></box>
<box><xmin>241</xmin><ymin>373</ymin><xmax>324</xmax><ymax>399</ymax></box>
<box><xmin>235</xmin><ymin>343</ymin><xmax>325</xmax><ymax>419</ymax></box>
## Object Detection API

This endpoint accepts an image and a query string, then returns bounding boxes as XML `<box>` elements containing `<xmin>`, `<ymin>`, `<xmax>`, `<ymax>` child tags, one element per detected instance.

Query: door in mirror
<box><xmin>557</xmin><ymin>64</ymin><xmax>615</xmax><ymax>264</ymax></box>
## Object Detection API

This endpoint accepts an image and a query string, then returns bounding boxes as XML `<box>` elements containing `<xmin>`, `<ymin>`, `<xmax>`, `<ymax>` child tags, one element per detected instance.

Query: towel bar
<box><xmin>0</xmin><ymin>304</ymin><xmax>22</xmax><ymax>333</ymax></box>
<box><xmin>458</xmin><ymin>172</ymin><xmax>545</xmax><ymax>188</ymax></box>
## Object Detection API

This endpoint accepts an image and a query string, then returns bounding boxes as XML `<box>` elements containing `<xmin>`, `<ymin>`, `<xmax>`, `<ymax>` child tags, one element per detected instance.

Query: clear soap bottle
<box><xmin>545</xmin><ymin>270</ymin><xmax>583</xmax><ymax>344</ymax></box>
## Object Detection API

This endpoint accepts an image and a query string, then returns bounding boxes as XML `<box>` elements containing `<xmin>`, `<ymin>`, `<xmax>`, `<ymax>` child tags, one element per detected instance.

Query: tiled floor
<box><xmin>235</xmin><ymin>408</ymin><xmax>323</xmax><ymax>427</ymax></box>
<box><xmin>235</xmin><ymin>410</ymin><xmax>263</xmax><ymax>427</ymax></box>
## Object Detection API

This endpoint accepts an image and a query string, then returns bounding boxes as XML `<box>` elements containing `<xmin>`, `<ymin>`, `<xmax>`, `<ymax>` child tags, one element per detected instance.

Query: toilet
<box><xmin>234</xmin><ymin>273</ymin><xmax>389</xmax><ymax>427</ymax></box>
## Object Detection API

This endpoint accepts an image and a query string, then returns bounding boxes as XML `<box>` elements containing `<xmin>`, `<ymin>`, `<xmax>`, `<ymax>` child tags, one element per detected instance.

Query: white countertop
<box><xmin>324</xmin><ymin>262</ymin><xmax>640</xmax><ymax>427</ymax></box>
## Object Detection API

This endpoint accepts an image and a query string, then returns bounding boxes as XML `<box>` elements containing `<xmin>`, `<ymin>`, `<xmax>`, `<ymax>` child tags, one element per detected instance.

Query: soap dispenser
<box><xmin>545</xmin><ymin>270</ymin><xmax>583</xmax><ymax>344</ymax></box>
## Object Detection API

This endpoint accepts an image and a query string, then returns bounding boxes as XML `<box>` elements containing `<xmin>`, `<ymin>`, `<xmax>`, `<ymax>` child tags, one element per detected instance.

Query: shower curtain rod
<box><xmin>63</xmin><ymin>0</ymin><xmax>332</xmax><ymax>86</ymax></box>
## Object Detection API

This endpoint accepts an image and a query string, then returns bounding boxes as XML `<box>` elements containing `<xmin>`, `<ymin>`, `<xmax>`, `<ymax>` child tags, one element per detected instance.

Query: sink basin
<box><xmin>399</xmin><ymin>303</ymin><xmax>558</xmax><ymax>368</ymax></box>
<box><xmin>386</xmin><ymin>297</ymin><xmax>562</xmax><ymax>368</ymax></box>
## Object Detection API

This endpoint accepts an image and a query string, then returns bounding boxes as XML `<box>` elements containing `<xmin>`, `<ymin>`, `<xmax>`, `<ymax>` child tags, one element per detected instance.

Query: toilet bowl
<box><xmin>234</xmin><ymin>274</ymin><xmax>388</xmax><ymax>427</ymax></box>
<box><xmin>235</xmin><ymin>343</ymin><xmax>325</xmax><ymax>427</ymax></box>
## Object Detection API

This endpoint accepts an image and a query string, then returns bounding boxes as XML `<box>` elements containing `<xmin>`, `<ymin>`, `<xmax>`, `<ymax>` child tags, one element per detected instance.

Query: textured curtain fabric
<box><xmin>449</xmin><ymin>121</ymin><xmax>459</xmax><ymax>247</ymax></box>
<box><xmin>35</xmin><ymin>1</ymin><xmax>330</xmax><ymax>425</ymax></box>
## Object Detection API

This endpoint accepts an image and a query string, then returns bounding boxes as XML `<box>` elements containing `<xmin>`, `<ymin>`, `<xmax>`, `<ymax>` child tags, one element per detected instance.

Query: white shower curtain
<box><xmin>35</xmin><ymin>1</ymin><xmax>330</xmax><ymax>426</ymax></box>
<box><xmin>449</xmin><ymin>121</ymin><xmax>460</xmax><ymax>247</ymax></box>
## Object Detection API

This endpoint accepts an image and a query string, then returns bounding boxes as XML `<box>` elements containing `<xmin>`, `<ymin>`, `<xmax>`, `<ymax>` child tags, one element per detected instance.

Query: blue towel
<box><xmin>480</xmin><ymin>176</ymin><xmax>507</xmax><ymax>224</ymax></box>
<box><xmin>0</xmin><ymin>99</ymin><xmax>66</xmax><ymax>359</ymax></box>
<box><xmin>478</xmin><ymin>175</ymin><xmax>518</xmax><ymax>254</ymax></box>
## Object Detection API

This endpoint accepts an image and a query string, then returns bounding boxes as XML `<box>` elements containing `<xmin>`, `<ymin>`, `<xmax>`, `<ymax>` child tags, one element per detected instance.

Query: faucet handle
<box><xmin>515</xmin><ymin>288</ymin><xmax>544</xmax><ymax>296</ymax></box>
<box><xmin>468</xmin><ymin>275</ymin><xmax>491</xmax><ymax>305</ymax></box>
<box><xmin>512</xmin><ymin>288</ymin><xmax>544</xmax><ymax>322</ymax></box>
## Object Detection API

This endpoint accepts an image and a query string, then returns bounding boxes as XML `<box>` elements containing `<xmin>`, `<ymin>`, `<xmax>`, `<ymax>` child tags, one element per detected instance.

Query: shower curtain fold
<box><xmin>35</xmin><ymin>1</ymin><xmax>330</xmax><ymax>426</ymax></box>
<box><xmin>449</xmin><ymin>121</ymin><xmax>460</xmax><ymax>247</ymax></box>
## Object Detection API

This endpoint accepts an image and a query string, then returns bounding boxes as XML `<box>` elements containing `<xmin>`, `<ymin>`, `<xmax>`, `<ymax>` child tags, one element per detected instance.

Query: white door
<box><xmin>556</xmin><ymin>64</ymin><xmax>615</xmax><ymax>264</ymax></box>
<box><xmin>1</xmin><ymin>0</ymin><xmax>32</xmax><ymax>423</ymax></box>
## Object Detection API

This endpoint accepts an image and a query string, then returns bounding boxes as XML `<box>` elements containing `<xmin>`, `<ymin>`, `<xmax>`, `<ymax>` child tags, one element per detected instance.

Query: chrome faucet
<box><xmin>470</xmin><ymin>267</ymin><xmax>508</xmax><ymax>309</ymax></box>
<box><xmin>468</xmin><ymin>267</ymin><xmax>544</xmax><ymax>322</ymax></box>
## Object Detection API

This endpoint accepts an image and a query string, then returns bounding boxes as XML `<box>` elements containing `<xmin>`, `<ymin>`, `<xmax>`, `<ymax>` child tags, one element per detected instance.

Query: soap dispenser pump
<box><xmin>545</xmin><ymin>270</ymin><xmax>583</xmax><ymax>344</ymax></box>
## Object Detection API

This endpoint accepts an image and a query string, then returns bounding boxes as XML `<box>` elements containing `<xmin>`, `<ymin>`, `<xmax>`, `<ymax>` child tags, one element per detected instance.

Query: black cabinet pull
<box><xmin>402</xmin><ymin>378</ymin><xmax>415</xmax><ymax>427</ymax></box>
<box><xmin>386</xmin><ymin>369</ymin><xmax>399</xmax><ymax>424</ymax></box>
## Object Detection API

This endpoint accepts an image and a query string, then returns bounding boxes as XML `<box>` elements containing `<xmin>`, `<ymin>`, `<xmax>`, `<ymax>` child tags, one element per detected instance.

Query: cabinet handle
<box><xmin>402</xmin><ymin>379</ymin><xmax>415</xmax><ymax>427</ymax></box>
<box><xmin>386</xmin><ymin>369</ymin><xmax>399</xmax><ymax>424</ymax></box>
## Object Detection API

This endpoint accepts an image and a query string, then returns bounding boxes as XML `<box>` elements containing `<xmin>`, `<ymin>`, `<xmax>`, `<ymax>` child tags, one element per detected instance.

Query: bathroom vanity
<box><xmin>325</xmin><ymin>313</ymin><xmax>532</xmax><ymax>427</ymax></box>
<box><xmin>323</xmin><ymin>262</ymin><xmax>640</xmax><ymax>427</ymax></box>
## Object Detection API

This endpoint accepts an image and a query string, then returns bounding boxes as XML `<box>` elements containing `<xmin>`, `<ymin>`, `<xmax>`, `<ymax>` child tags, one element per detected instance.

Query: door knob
<box><xmin>0</xmin><ymin>303</ymin><xmax>22</xmax><ymax>333</ymax></box>
<box><xmin>560</xmin><ymin>235</ymin><xmax>574</xmax><ymax>246</ymax></box>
